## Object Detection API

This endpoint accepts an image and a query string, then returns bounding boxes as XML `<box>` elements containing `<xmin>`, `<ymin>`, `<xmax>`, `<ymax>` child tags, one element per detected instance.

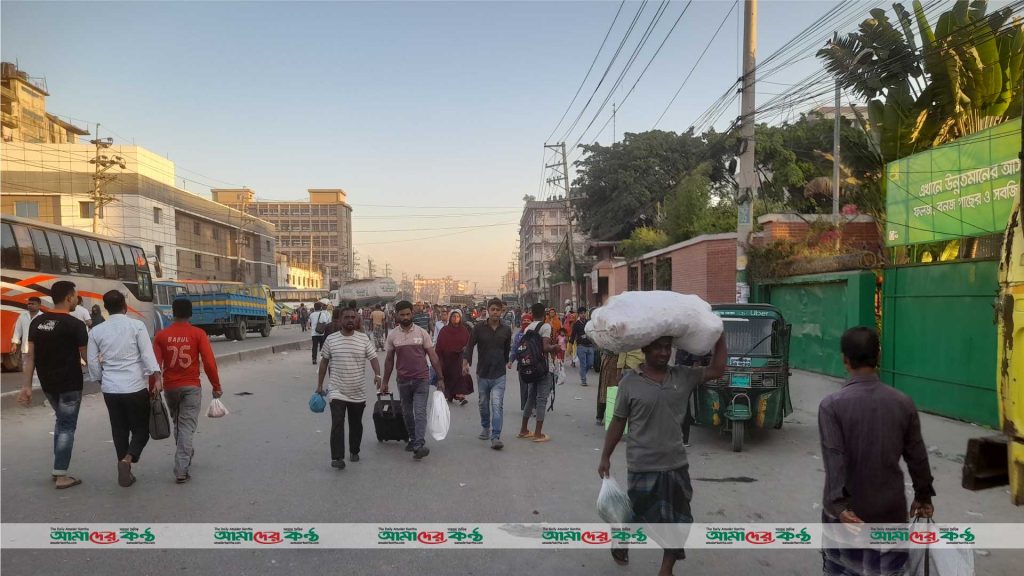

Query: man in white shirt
<box><xmin>88</xmin><ymin>290</ymin><xmax>162</xmax><ymax>488</ymax></box>
<box><xmin>308</xmin><ymin>302</ymin><xmax>333</xmax><ymax>365</ymax></box>
<box><xmin>11</xmin><ymin>296</ymin><xmax>42</xmax><ymax>358</ymax></box>
<box><xmin>316</xmin><ymin>308</ymin><xmax>381</xmax><ymax>469</ymax></box>
<box><xmin>72</xmin><ymin>296</ymin><xmax>92</xmax><ymax>328</ymax></box>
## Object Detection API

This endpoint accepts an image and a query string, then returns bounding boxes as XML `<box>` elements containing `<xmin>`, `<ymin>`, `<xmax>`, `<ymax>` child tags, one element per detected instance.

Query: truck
<box><xmin>156</xmin><ymin>281</ymin><xmax>275</xmax><ymax>340</ymax></box>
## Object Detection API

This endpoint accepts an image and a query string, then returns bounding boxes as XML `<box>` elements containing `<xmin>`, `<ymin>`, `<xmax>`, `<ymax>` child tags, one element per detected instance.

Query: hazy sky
<box><xmin>3</xmin><ymin>0</ymin><xmax>866</xmax><ymax>291</ymax></box>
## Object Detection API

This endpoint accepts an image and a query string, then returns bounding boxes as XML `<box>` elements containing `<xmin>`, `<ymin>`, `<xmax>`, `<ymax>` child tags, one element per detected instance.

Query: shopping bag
<box><xmin>427</xmin><ymin>388</ymin><xmax>450</xmax><ymax>441</ymax></box>
<box><xmin>207</xmin><ymin>398</ymin><xmax>229</xmax><ymax>418</ymax></box>
<box><xmin>555</xmin><ymin>365</ymin><xmax>567</xmax><ymax>386</ymax></box>
<box><xmin>309</xmin><ymin>392</ymin><xmax>326</xmax><ymax>413</ymax></box>
<box><xmin>596</xmin><ymin>477</ymin><xmax>633</xmax><ymax>524</ymax></box>
<box><xmin>149</xmin><ymin>393</ymin><xmax>171</xmax><ymax>440</ymax></box>
<box><xmin>907</xmin><ymin>519</ymin><xmax>975</xmax><ymax>576</ymax></box>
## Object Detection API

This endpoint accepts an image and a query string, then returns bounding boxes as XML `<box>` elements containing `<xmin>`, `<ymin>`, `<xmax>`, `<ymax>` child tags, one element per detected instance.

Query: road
<box><xmin>208</xmin><ymin>323</ymin><xmax>309</xmax><ymax>356</ymax></box>
<box><xmin>2</xmin><ymin>350</ymin><xmax>1022</xmax><ymax>575</ymax></box>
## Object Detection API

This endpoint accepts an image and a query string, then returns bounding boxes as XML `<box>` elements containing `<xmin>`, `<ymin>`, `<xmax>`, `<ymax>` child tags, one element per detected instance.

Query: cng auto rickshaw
<box><xmin>693</xmin><ymin>304</ymin><xmax>793</xmax><ymax>452</ymax></box>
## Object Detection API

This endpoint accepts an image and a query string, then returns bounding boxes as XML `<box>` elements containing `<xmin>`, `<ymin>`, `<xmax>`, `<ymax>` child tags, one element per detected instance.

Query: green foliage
<box><xmin>620</xmin><ymin>227</ymin><xmax>671</xmax><ymax>259</ymax></box>
<box><xmin>547</xmin><ymin>246</ymin><xmax>594</xmax><ymax>285</ymax></box>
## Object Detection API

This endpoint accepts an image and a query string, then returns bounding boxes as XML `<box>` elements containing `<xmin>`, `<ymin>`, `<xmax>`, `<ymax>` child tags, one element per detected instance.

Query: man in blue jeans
<box><xmin>570</xmin><ymin>307</ymin><xmax>596</xmax><ymax>386</ymax></box>
<box><xmin>17</xmin><ymin>280</ymin><xmax>89</xmax><ymax>489</ymax></box>
<box><xmin>463</xmin><ymin>298</ymin><xmax>513</xmax><ymax>450</ymax></box>
<box><xmin>382</xmin><ymin>300</ymin><xmax>445</xmax><ymax>460</ymax></box>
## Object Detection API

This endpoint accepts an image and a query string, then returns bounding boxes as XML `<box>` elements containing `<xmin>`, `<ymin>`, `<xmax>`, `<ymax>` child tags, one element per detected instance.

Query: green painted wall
<box><xmin>754</xmin><ymin>271</ymin><xmax>877</xmax><ymax>377</ymax></box>
<box><xmin>881</xmin><ymin>261</ymin><xmax>999</xmax><ymax>427</ymax></box>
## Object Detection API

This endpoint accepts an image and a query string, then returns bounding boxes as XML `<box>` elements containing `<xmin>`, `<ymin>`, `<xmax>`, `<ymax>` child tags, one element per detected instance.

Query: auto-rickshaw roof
<box><xmin>711</xmin><ymin>303</ymin><xmax>785</xmax><ymax>321</ymax></box>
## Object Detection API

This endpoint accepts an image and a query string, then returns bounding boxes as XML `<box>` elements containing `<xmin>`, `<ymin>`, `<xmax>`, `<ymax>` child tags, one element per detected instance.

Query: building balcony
<box><xmin>1</xmin><ymin>110</ymin><xmax>17</xmax><ymax>128</ymax></box>
<box><xmin>0</xmin><ymin>85</ymin><xmax>16</xmax><ymax>102</ymax></box>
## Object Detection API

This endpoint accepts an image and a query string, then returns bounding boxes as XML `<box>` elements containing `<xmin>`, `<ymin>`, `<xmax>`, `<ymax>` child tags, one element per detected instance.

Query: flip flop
<box><xmin>55</xmin><ymin>476</ymin><xmax>82</xmax><ymax>489</ymax></box>
<box><xmin>532</xmin><ymin>433</ymin><xmax>551</xmax><ymax>443</ymax></box>
<box><xmin>516</xmin><ymin>432</ymin><xmax>534</xmax><ymax>439</ymax></box>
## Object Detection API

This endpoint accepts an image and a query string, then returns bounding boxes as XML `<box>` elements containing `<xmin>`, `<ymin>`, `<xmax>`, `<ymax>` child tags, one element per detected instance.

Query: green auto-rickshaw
<box><xmin>693</xmin><ymin>304</ymin><xmax>793</xmax><ymax>452</ymax></box>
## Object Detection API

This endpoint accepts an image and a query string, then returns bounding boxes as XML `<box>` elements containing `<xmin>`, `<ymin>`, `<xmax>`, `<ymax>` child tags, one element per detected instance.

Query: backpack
<box><xmin>516</xmin><ymin>322</ymin><xmax>550</xmax><ymax>384</ymax></box>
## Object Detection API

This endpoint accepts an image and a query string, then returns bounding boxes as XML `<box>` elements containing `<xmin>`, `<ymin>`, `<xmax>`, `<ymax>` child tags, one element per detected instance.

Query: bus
<box><xmin>155</xmin><ymin>280</ymin><xmax>277</xmax><ymax>334</ymax></box>
<box><xmin>1</xmin><ymin>215</ymin><xmax>156</xmax><ymax>370</ymax></box>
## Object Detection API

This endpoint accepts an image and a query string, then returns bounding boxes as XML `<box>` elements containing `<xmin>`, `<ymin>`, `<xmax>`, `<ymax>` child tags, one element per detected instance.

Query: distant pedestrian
<box><xmin>370</xmin><ymin>305</ymin><xmax>386</xmax><ymax>350</ymax></box>
<box><xmin>515</xmin><ymin>302</ymin><xmax>560</xmax><ymax>443</ymax></box>
<box><xmin>381</xmin><ymin>300</ymin><xmax>446</xmax><ymax>460</ymax></box>
<box><xmin>308</xmin><ymin>302</ymin><xmax>332</xmax><ymax>365</ymax></box>
<box><xmin>88</xmin><ymin>290</ymin><xmax>162</xmax><ymax>488</ymax></box>
<box><xmin>463</xmin><ymin>299</ymin><xmax>512</xmax><ymax>450</ymax></box>
<box><xmin>72</xmin><ymin>296</ymin><xmax>92</xmax><ymax>328</ymax></box>
<box><xmin>411</xmin><ymin>302</ymin><xmax>432</xmax><ymax>336</ymax></box>
<box><xmin>17</xmin><ymin>282</ymin><xmax>88</xmax><ymax>489</ymax></box>
<box><xmin>317</xmin><ymin>308</ymin><xmax>381</xmax><ymax>470</ymax></box>
<box><xmin>10</xmin><ymin>295</ymin><xmax>42</xmax><ymax>365</ymax></box>
<box><xmin>321</xmin><ymin>307</ymin><xmax>344</xmax><ymax>338</ymax></box>
<box><xmin>569</xmin><ymin>307</ymin><xmax>595</xmax><ymax>386</ymax></box>
<box><xmin>89</xmin><ymin>304</ymin><xmax>105</xmax><ymax>328</ymax></box>
<box><xmin>298</xmin><ymin>303</ymin><xmax>310</xmax><ymax>332</ymax></box>
<box><xmin>437</xmin><ymin>310</ymin><xmax>473</xmax><ymax>405</ymax></box>
<box><xmin>599</xmin><ymin>333</ymin><xmax>727</xmax><ymax>571</ymax></box>
<box><xmin>819</xmin><ymin>327</ymin><xmax>935</xmax><ymax>576</ymax></box>
<box><xmin>151</xmin><ymin>298</ymin><xmax>222</xmax><ymax>483</ymax></box>
<box><xmin>508</xmin><ymin>315</ymin><xmax>533</xmax><ymax>410</ymax></box>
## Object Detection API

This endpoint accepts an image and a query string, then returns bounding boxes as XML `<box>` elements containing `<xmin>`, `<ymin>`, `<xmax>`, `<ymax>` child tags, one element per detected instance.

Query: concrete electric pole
<box><xmin>832</xmin><ymin>79</ymin><xmax>841</xmax><ymax>220</ymax></box>
<box><xmin>545</xmin><ymin>142</ymin><xmax>577</xmax><ymax>309</ymax></box>
<box><xmin>735</xmin><ymin>0</ymin><xmax>757</xmax><ymax>304</ymax></box>
<box><xmin>88</xmin><ymin>124</ymin><xmax>125</xmax><ymax>234</ymax></box>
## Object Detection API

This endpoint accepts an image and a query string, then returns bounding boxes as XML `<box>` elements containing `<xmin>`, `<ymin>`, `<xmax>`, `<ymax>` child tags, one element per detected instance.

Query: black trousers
<box><xmin>311</xmin><ymin>335</ymin><xmax>325</xmax><ymax>362</ymax></box>
<box><xmin>330</xmin><ymin>399</ymin><xmax>366</xmax><ymax>460</ymax></box>
<box><xmin>102</xmin><ymin>389</ymin><xmax>150</xmax><ymax>463</ymax></box>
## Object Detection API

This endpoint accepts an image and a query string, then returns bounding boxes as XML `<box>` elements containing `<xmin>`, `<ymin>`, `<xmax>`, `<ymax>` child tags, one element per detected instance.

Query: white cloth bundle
<box><xmin>585</xmin><ymin>291</ymin><xmax>723</xmax><ymax>354</ymax></box>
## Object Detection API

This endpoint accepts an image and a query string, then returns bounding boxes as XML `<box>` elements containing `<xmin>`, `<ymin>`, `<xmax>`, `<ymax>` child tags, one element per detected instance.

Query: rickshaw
<box><xmin>693</xmin><ymin>304</ymin><xmax>793</xmax><ymax>452</ymax></box>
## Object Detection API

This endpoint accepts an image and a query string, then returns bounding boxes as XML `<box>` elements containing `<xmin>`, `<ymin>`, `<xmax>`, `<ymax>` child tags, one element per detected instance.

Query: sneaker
<box><xmin>404</xmin><ymin>442</ymin><xmax>415</xmax><ymax>452</ymax></box>
<box><xmin>413</xmin><ymin>447</ymin><xmax>430</xmax><ymax>460</ymax></box>
<box><xmin>478</xmin><ymin>429</ymin><xmax>490</xmax><ymax>440</ymax></box>
<box><xmin>491</xmin><ymin>439</ymin><xmax>504</xmax><ymax>450</ymax></box>
<box><xmin>331</xmin><ymin>459</ymin><xmax>346</xmax><ymax>469</ymax></box>
<box><xmin>175</xmin><ymin>473</ymin><xmax>191</xmax><ymax>484</ymax></box>
<box><xmin>350</xmin><ymin>454</ymin><xmax>360</xmax><ymax>462</ymax></box>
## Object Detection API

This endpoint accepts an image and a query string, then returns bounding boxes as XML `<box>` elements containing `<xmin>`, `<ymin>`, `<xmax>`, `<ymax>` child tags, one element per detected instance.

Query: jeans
<box><xmin>477</xmin><ymin>375</ymin><xmax>506</xmax><ymax>440</ymax></box>
<box><xmin>329</xmin><ymin>399</ymin><xmax>366</xmax><ymax>460</ymax></box>
<box><xmin>45</xmin><ymin>391</ymin><xmax>82</xmax><ymax>475</ymax></box>
<box><xmin>576</xmin><ymin>346</ymin><xmax>595</xmax><ymax>383</ymax></box>
<box><xmin>164</xmin><ymin>387</ymin><xmax>201</xmax><ymax>477</ymax></box>
<box><xmin>103</xmin><ymin>389</ymin><xmax>151</xmax><ymax>463</ymax></box>
<box><xmin>398</xmin><ymin>379</ymin><xmax>429</xmax><ymax>449</ymax></box>
<box><xmin>523</xmin><ymin>376</ymin><xmax>553</xmax><ymax>423</ymax></box>
<box><xmin>311</xmin><ymin>335</ymin><xmax>325</xmax><ymax>362</ymax></box>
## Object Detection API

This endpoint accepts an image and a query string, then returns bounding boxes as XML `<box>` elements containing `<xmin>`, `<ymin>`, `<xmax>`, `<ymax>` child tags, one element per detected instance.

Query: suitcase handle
<box><xmin>376</xmin><ymin>393</ymin><xmax>396</xmax><ymax>401</ymax></box>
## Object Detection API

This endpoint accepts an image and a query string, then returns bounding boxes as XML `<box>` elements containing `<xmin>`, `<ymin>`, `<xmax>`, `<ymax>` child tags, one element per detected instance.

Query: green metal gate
<box><xmin>881</xmin><ymin>260</ymin><xmax>999</xmax><ymax>426</ymax></box>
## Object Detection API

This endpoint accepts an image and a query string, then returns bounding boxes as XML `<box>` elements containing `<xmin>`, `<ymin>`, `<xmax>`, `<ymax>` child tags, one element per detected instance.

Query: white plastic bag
<box><xmin>427</xmin><ymin>389</ymin><xmax>449</xmax><ymax>441</ymax></box>
<box><xmin>555</xmin><ymin>365</ymin><xmax>567</xmax><ymax>386</ymax></box>
<box><xmin>906</xmin><ymin>519</ymin><xmax>975</xmax><ymax>576</ymax></box>
<box><xmin>587</xmin><ymin>291</ymin><xmax>723</xmax><ymax>354</ymax></box>
<box><xmin>596</xmin><ymin>477</ymin><xmax>633</xmax><ymax>524</ymax></box>
<box><xmin>207</xmin><ymin>398</ymin><xmax>229</xmax><ymax>418</ymax></box>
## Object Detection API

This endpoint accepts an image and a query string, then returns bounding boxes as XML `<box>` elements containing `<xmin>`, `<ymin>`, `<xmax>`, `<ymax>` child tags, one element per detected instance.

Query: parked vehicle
<box><xmin>692</xmin><ymin>304</ymin><xmax>793</xmax><ymax>452</ymax></box>
<box><xmin>156</xmin><ymin>281</ymin><xmax>275</xmax><ymax>340</ymax></box>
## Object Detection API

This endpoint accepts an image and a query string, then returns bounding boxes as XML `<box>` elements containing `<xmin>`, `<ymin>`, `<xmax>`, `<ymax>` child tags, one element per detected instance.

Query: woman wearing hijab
<box><xmin>90</xmin><ymin>304</ymin><xmax>105</xmax><ymax>327</ymax></box>
<box><xmin>435</xmin><ymin>309</ymin><xmax>473</xmax><ymax>405</ymax></box>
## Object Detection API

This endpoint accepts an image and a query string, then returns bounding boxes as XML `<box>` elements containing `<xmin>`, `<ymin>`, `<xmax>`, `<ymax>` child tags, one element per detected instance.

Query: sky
<box><xmin>2</xmin><ymin>0</ymin><xmax>869</xmax><ymax>292</ymax></box>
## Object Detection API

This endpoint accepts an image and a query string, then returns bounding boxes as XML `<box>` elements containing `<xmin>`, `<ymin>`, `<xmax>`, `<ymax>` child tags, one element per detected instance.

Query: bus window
<box><xmin>60</xmin><ymin>234</ymin><xmax>80</xmax><ymax>274</ymax></box>
<box><xmin>138</xmin><ymin>272</ymin><xmax>153</xmax><ymax>301</ymax></box>
<box><xmin>99</xmin><ymin>241</ymin><xmax>118</xmax><ymax>279</ymax></box>
<box><xmin>45</xmin><ymin>230</ymin><xmax>67</xmax><ymax>272</ymax></box>
<box><xmin>11</xmin><ymin>225</ymin><xmax>38</xmax><ymax>270</ymax></box>
<box><xmin>1</xmin><ymin>223</ymin><xmax>18</xmax><ymax>270</ymax></box>
<box><xmin>29</xmin><ymin>228</ymin><xmax>54</xmax><ymax>272</ymax></box>
<box><xmin>87</xmin><ymin>239</ymin><xmax>105</xmax><ymax>277</ymax></box>
<box><xmin>110</xmin><ymin>241</ymin><xmax>127</xmax><ymax>278</ymax></box>
<box><xmin>118</xmin><ymin>245</ymin><xmax>137</xmax><ymax>281</ymax></box>
<box><xmin>73</xmin><ymin>236</ymin><xmax>94</xmax><ymax>274</ymax></box>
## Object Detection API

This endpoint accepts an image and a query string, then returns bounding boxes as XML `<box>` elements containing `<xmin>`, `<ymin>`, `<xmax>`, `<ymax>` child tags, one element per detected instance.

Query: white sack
<box><xmin>586</xmin><ymin>291</ymin><xmax>723</xmax><ymax>354</ymax></box>
<box><xmin>427</xmin><ymin>389</ymin><xmax>450</xmax><ymax>441</ymax></box>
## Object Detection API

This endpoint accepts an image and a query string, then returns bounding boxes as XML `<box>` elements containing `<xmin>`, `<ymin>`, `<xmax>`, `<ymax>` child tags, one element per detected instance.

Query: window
<box><xmin>194</xmin><ymin>222</ymin><xmax>201</xmax><ymax>235</ymax></box>
<box><xmin>73</xmin><ymin>236</ymin><xmax>94</xmax><ymax>274</ymax></box>
<box><xmin>656</xmin><ymin>258</ymin><xmax>673</xmax><ymax>291</ymax></box>
<box><xmin>99</xmin><ymin>241</ymin><xmax>117</xmax><ymax>278</ymax></box>
<box><xmin>155</xmin><ymin>245</ymin><xmax>164</xmax><ymax>263</ymax></box>
<box><xmin>215</xmin><ymin>257</ymin><xmax>221</xmax><ymax>271</ymax></box>
<box><xmin>195</xmin><ymin>253</ymin><xmax>203</xmax><ymax>269</ymax></box>
<box><xmin>212</xmin><ymin>227</ymin><xmax>220</xmax><ymax>240</ymax></box>
<box><xmin>45</xmin><ymin>230</ymin><xmax>67</xmax><ymax>272</ymax></box>
<box><xmin>29</xmin><ymin>228</ymin><xmax>52</xmax><ymax>271</ymax></box>
<box><xmin>153</xmin><ymin>207</ymin><xmax>163</xmax><ymax>224</ymax></box>
<box><xmin>79</xmin><ymin>202</ymin><xmax>102</xmax><ymax>219</ymax></box>
<box><xmin>14</xmin><ymin>201</ymin><xmax>39</xmax><ymax>218</ymax></box>
<box><xmin>266</xmin><ymin>240</ymin><xmax>271</xmax><ymax>251</ymax></box>
<box><xmin>266</xmin><ymin>264</ymin><xmax>272</xmax><ymax>276</ymax></box>
<box><xmin>641</xmin><ymin>262</ymin><xmax>655</xmax><ymax>291</ymax></box>
<box><xmin>60</xmin><ymin>234</ymin><xmax>80</xmax><ymax>273</ymax></box>
<box><xmin>87</xmin><ymin>239</ymin><xmax>105</xmax><ymax>275</ymax></box>
<box><xmin>118</xmin><ymin>245</ymin><xmax>137</xmax><ymax>281</ymax></box>
<box><xmin>1</xmin><ymin>223</ymin><xmax>18</xmax><ymax>269</ymax></box>
<box><xmin>175</xmin><ymin>218</ymin><xmax>180</xmax><ymax>231</ymax></box>
<box><xmin>627</xmin><ymin>266</ymin><xmax>639</xmax><ymax>291</ymax></box>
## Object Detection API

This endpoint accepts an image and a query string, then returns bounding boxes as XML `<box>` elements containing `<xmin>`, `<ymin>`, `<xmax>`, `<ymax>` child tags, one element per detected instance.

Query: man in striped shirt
<box><xmin>316</xmin><ymin>307</ymin><xmax>381</xmax><ymax>470</ymax></box>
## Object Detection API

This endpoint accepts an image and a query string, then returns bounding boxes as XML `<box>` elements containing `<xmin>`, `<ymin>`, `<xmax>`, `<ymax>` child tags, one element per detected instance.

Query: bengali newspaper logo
<box><xmin>869</xmin><ymin>527</ymin><xmax>911</xmax><ymax>545</ymax></box>
<box><xmin>377</xmin><ymin>527</ymin><xmax>418</xmax><ymax>545</ymax></box>
<box><xmin>49</xmin><ymin>528</ymin><xmax>93</xmax><ymax>545</ymax></box>
<box><xmin>283</xmin><ymin>527</ymin><xmax>319</xmax><ymax>545</ymax></box>
<box><xmin>773</xmin><ymin>527</ymin><xmax>812</xmax><ymax>545</ymax></box>
<box><xmin>417</xmin><ymin>531</ymin><xmax>448</xmax><ymax>545</ymax></box>
<box><xmin>213</xmin><ymin>527</ymin><xmax>282</xmax><ymax>545</ymax></box>
<box><xmin>938</xmin><ymin>527</ymin><xmax>975</xmax><ymax>545</ymax></box>
<box><xmin>446</xmin><ymin>527</ymin><xmax>484</xmax><ymax>545</ymax></box>
<box><xmin>909</xmin><ymin>530</ymin><xmax>939</xmax><ymax>545</ymax></box>
<box><xmin>611</xmin><ymin>527</ymin><xmax>648</xmax><ymax>545</ymax></box>
<box><xmin>50</xmin><ymin>527</ymin><xmax>156</xmax><ymax>545</ymax></box>
<box><xmin>704</xmin><ymin>527</ymin><xmax>747</xmax><ymax>545</ymax></box>
<box><xmin>540</xmin><ymin>527</ymin><xmax>610</xmax><ymax>545</ymax></box>
<box><xmin>118</xmin><ymin>527</ymin><xmax>156</xmax><ymax>545</ymax></box>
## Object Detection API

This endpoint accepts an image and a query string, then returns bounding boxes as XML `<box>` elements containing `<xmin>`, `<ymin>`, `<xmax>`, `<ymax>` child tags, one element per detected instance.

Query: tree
<box><xmin>620</xmin><ymin>227</ymin><xmax>671</xmax><ymax>259</ymax></box>
<box><xmin>547</xmin><ymin>246</ymin><xmax>594</xmax><ymax>285</ymax></box>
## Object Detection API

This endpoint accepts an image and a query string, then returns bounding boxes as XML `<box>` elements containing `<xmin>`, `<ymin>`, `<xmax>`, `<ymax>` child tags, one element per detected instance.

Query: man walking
<box><xmin>463</xmin><ymin>298</ymin><xmax>512</xmax><ymax>450</ymax></box>
<box><xmin>819</xmin><ymin>327</ymin><xmax>935</xmax><ymax>576</ymax></box>
<box><xmin>88</xmin><ymin>290</ymin><xmax>162</xmax><ymax>487</ymax></box>
<box><xmin>308</xmin><ymin>302</ymin><xmax>332</xmax><ymax>365</ymax></box>
<box><xmin>370</xmin><ymin>305</ymin><xmax>386</xmax><ymax>350</ymax></box>
<box><xmin>11</xmin><ymin>295</ymin><xmax>42</xmax><ymax>368</ymax></box>
<box><xmin>599</xmin><ymin>333</ymin><xmax>726</xmax><ymax>573</ymax></box>
<box><xmin>411</xmin><ymin>302</ymin><xmax>432</xmax><ymax>336</ymax></box>
<box><xmin>298</xmin><ymin>303</ymin><xmax>309</xmax><ymax>332</ymax></box>
<box><xmin>152</xmin><ymin>299</ymin><xmax>223</xmax><ymax>483</ymax></box>
<box><xmin>382</xmin><ymin>300</ymin><xmax>445</xmax><ymax>460</ymax></box>
<box><xmin>570</xmin><ymin>307</ymin><xmax>596</xmax><ymax>386</ymax></box>
<box><xmin>18</xmin><ymin>282</ymin><xmax>88</xmax><ymax>489</ymax></box>
<box><xmin>515</xmin><ymin>302</ymin><xmax>560</xmax><ymax>443</ymax></box>
<box><xmin>317</xmin><ymin>308</ymin><xmax>382</xmax><ymax>469</ymax></box>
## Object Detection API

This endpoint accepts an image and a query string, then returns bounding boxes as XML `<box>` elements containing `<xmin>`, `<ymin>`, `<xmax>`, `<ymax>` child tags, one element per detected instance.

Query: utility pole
<box><xmin>832</xmin><ymin>79</ymin><xmax>841</xmax><ymax>221</ymax></box>
<box><xmin>384</xmin><ymin>262</ymin><xmax>392</xmax><ymax>278</ymax></box>
<box><xmin>367</xmin><ymin>257</ymin><xmax>376</xmax><ymax>279</ymax></box>
<box><xmin>234</xmin><ymin>192</ymin><xmax>255</xmax><ymax>282</ymax></box>
<box><xmin>735</xmin><ymin>0</ymin><xmax>757</xmax><ymax>304</ymax></box>
<box><xmin>544</xmin><ymin>142</ymin><xmax>577</xmax><ymax>309</ymax></box>
<box><xmin>612</xmin><ymin>102</ymin><xmax>617</xmax><ymax>142</ymax></box>
<box><xmin>88</xmin><ymin>124</ymin><xmax>124</xmax><ymax>234</ymax></box>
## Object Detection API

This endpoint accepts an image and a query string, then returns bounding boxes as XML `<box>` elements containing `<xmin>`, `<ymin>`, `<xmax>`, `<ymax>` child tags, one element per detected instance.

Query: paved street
<box><xmin>2</xmin><ymin>351</ymin><xmax>1022</xmax><ymax>575</ymax></box>
<box><xmin>208</xmin><ymin>323</ymin><xmax>309</xmax><ymax>355</ymax></box>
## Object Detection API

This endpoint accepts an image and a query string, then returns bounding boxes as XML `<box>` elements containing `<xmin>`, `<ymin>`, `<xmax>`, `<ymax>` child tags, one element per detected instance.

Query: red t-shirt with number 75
<box><xmin>151</xmin><ymin>322</ymin><xmax>222</xmax><ymax>392</ymax></box>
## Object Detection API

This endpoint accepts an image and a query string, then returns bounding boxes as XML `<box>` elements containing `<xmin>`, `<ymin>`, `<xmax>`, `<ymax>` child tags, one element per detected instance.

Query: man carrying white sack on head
<box><xmin>593</xmin><ymin>291</ymin><xmax>726</xmax><ymax>575</ymax></box>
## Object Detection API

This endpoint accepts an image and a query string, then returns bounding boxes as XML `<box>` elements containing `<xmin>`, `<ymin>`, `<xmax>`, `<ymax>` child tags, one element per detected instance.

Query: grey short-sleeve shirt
<box><xmin>613</xmin><ymin>365</ymin><xmax>704</xmax><ymax>472</ymax></box>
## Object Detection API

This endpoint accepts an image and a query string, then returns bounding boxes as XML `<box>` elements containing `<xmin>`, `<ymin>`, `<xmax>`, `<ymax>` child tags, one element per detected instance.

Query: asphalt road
<box><xmin>2</xmin><ymin>350</ymin><xmax>1022</xmax><ymax>575</ymax></box>
<box><xmin>208</xmin><ymin>323</ymin><xmax>310</xmax><ymax>356</ymax></box>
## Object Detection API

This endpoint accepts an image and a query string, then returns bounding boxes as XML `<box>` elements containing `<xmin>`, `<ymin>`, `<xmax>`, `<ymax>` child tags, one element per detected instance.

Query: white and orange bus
<box><xmin>1</xmin><ymin>215</ymin><xmax>156</xmax><ymax>370</ymax></box>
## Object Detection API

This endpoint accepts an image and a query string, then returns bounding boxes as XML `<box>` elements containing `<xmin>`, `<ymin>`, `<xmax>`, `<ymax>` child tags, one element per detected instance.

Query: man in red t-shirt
<box><xmin>152</xmin><ymin>299</ymin><xmax>222</xmax><ymax>483</ymax></box>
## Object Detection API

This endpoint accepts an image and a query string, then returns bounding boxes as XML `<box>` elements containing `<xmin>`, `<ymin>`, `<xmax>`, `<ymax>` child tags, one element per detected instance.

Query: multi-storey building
<box><xmin>411</xmin><ymin>275</ymin><xmax>470</xmax><ymax>304</ymax></box>
<box><xmin>1</xmin><ymin>62</ymin><xmax>89</xmax><ymax>144</ymax></box>
<box><xmin>518</xmin><ymin>198</ymin><xmax>585</xmax><ymax>305</ymax></box>
<box><xmin>212</xmin><ymin>188</ymin><xmax>353</xmax><ymax>288</ymax></box>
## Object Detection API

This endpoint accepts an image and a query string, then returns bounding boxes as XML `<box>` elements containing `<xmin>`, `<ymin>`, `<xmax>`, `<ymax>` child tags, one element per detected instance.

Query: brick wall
<box><xmin>606</xmin><ymin>234</ymin><xmax>738</xmax><ymax>304</ymax></box>
<box><xmin>760</xmin><ymin>214</ymin><xmax>881</xmax><ymax>252</ymax></box>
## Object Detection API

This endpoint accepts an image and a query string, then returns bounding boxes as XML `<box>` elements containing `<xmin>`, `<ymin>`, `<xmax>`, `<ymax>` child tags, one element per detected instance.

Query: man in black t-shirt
<box><xmin>18</xmin><ymin>280</ymin><xmax>89</xmax><ymax>490</ymax></box>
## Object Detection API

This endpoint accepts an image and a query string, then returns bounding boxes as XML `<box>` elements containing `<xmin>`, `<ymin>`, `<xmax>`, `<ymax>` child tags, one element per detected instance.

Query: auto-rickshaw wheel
<box><xmin>732</xmin><ymin>420</ymin><xmax>744</xmax><ymax>452</ymax></box>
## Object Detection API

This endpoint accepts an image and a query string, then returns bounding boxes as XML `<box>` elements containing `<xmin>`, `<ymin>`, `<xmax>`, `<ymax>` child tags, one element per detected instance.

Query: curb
<box><xmin>0</xmin><ymin>339</ymin><xmax>311</xmax><ymax>411</ymax></box>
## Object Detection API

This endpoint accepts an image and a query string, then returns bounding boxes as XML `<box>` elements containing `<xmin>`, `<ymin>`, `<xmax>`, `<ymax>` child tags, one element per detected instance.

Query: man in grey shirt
<box><xmin>598</xmin><ymin>333</ymin><xmax>726</xmax><ymax>574</ymax></box>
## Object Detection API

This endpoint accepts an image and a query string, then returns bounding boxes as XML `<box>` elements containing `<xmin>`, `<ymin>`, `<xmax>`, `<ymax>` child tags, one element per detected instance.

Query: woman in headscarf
<box><xmin>435</xmin><ymin>309</ymin><xmax>473</xmax><ymax>405</ymax></box>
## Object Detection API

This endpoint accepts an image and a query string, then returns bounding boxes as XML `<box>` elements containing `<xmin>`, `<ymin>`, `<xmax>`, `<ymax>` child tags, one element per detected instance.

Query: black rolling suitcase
<box><xmin>373</xmin><ymin>393</ymin><xmax>409</xmax><ymax>442</ymax></box>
